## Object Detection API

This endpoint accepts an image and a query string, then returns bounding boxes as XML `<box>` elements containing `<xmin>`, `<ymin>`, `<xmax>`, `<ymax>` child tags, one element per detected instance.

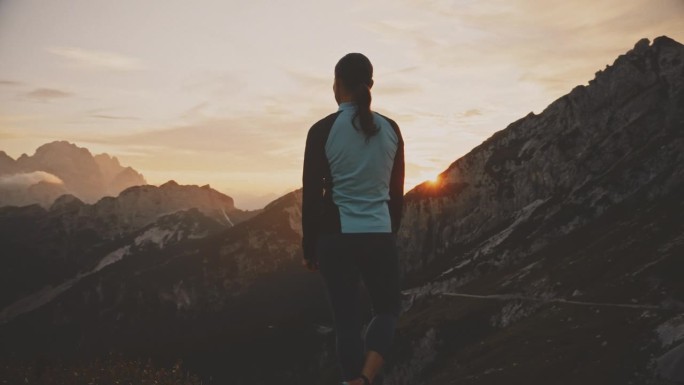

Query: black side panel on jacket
<box><xmin>302</xmin><ymin>112</ymin><xmax>341</xmax><ymax>262</ymax></box>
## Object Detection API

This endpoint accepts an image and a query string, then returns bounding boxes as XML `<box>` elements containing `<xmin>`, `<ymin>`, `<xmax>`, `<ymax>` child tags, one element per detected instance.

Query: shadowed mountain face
<box><xmin>0</xmin><ymin>189</ymin><xmax>333</xmax><ymax>384</ymax></box>
<box><xmin>0</xmin><ymin>182</ymin><xmax>257</xmax><ymax>316</ymax></box>
<box><xmin>0</xmin><ymin>37</ymin><xmax>683</xmax><ymax>385</ymax></box>
<box><xmin>0</xmin><ymin>141</ymin><xmax>146</xmax><ymax>207</ymax></box>
<box><xmin>383</xmin><ymin>36</ymin><xmax>684</xmax><ymax>385</ymax></box>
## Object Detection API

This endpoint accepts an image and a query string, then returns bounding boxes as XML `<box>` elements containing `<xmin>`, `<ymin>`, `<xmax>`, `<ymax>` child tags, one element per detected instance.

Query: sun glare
<box><xmin>427</xmin><ymin>174</ymin><xmax>442</xmax><ymax>186</ymax></box>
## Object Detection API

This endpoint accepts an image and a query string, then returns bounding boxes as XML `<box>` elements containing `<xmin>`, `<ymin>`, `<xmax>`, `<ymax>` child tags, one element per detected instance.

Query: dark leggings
<box><xmin>317</xmin><ymin>232</ymin><xmax>402</xmax><ymax>382</ymax></box>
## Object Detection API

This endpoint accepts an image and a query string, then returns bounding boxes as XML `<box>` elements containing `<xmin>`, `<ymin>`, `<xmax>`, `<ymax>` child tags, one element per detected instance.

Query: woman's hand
<box><xmin>302</xmin><ymin>258</ymin><xmax>319</xmax><ymax>272</ymax></box>
<box><xmin>302</xmin><ymin>236</ymin><xmax>319</xmax><ymax>271</ymax></box>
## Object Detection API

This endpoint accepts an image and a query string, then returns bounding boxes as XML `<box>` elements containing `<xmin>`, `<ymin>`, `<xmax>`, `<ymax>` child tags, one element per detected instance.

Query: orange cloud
<box><xmin>0</xmin><ymin>171</ymin><xmax>64</xmax><ymax>186</ymax></box>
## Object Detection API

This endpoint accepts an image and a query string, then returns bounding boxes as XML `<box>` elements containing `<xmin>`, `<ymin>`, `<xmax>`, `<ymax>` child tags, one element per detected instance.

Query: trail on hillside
<box><xmin>440</xmin><ymin>291</ymin><xmax>671</xmax><ymax>311</ymax></box>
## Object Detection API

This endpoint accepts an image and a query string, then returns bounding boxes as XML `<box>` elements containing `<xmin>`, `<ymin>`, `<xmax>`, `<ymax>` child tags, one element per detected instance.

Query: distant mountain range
<box><xmin>0</xmin><ymin>141</ymin><xmax>146</xmax><ymax>207</ymax></box>
<box><xmin>0</xmin><ymin>36</ymin><xmax>683</xmax><ymax>385</ymax></box>
<box><xmin>0</xmin><ymin>179</ymin><xmax>258</xmax><ymax>315</ymax></box>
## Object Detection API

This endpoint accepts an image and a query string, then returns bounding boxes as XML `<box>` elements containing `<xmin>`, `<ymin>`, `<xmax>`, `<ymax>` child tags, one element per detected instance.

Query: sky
<box><xmin>1</xmin><ymin>0</ymin><xmax>683</xmax><ymax>209</ymax></box>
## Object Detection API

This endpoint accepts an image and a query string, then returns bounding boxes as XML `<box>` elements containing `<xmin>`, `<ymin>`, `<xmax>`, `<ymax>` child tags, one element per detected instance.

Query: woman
<box><xmin>301</xmin><ymin>53</ymin><xmax>404</xmax><ymax>385</ymax></box>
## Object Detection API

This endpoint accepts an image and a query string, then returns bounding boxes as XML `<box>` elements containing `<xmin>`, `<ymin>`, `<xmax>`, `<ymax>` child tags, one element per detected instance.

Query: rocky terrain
<box><xmin>0</xmin><ymin>141</ymin><xmax>146</xmax><ymax>207</ymax></box>
<box><xmin>384</xmin><ymin>36</ymin><xmax>684</xmax><ymax>385</ymax></box>
<box><xmin>0</xmin><ymin>181</ymin><xmax>257</xmax><ymax>315</ymax></box>
<box><xmin>0</xmin><ymin>189</ymin><xmax>328</xmax><ymax>384</ymax></box>
<box><xmin>0</xmin><ymin>36</ymin><xmax>682</xmax><ymax>384</ymax></box>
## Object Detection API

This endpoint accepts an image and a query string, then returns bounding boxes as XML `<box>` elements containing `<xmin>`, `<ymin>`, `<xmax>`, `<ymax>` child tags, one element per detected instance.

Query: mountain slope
<box><xmin>0</xmin><ymin>181</ymin><xmax>257</xmax><ymax>312</ymax></box>
<box><xmin>385</xmin><ymin>36</ymin><xmax>684</xmax><ymax>384</ymax></box>
<box><xmin>0</xmin><ymin>190</ymin><xmax>336</xmax><ymax>384</ymax></box>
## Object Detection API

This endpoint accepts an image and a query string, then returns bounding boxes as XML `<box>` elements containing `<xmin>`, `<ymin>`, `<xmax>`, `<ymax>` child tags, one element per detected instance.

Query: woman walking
<box><xmin>302</xmin><ymin>53</ymin><xmax>404</xmax><ymax>385</ymax></box>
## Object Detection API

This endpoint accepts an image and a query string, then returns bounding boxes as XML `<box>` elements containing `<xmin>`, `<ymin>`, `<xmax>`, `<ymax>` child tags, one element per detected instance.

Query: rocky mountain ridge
<box><xmin>0</xmin><ymin>180</ymin><xmax>258</xmax><ymax>314</ymax></box>
<box><xmin>0</xmin><ymin>189</ymin><xmax>330</xmax><ymax>384</ymax></box>
<box><xmin>0</xmin><ymin>141</ymin><xmax>146</xmax><ymax>207</ymax></box>
<box><xmin>399</xmin><ymin>36</ymin><xmax>683</xmax><ymax>282</ymax></box>
<box><xmin>385</xmin><ymin>35</ymin><xmax>684</xmax><ymax>384</ymax></box>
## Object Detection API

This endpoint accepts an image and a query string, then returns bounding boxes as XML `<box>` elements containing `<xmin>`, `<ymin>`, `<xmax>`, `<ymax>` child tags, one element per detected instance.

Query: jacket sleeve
<box><xmin>387</xmin><ymin>119</ymin><xmax>405</xmax><ymax>233</ymax></box>
<box><xmin>301</xmin><ymin>123</ymin><xmax>325</xmax><ymax>262</ymax></box>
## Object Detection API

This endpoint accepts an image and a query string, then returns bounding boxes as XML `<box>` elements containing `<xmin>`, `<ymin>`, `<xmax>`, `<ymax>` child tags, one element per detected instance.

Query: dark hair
<box><xmin>335</xmin><ymin>53</ymin><xmax>379</xmax><ymax>139</ymax></box>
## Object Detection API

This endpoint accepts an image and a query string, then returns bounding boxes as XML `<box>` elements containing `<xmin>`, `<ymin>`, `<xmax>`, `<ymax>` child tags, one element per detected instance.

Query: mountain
<box><xmin>0</xmin><ymin>141</ymin><xmax>146</xmax><ymax>207</ymax></box>
<box><xmin>93</xmin><ymin>153</ymin><xmax>147</xmax><ymax>196</ymax></box>
<box><xmin>0</xmin><ymin>151</ymin><xmax>16</xmax><ymax>174</ymax></box>
<box><xmin>0</xmin><ymin>181</ymin><xmax>258</xmax><ymax>314</ymax></box>
<box><xmin>0</xmin><ymin>36</ymin><xmax>683</xmax><ymax>385</ymax></box>
<box><xmin>383</xmin><ymin>36</ymin><xmax>684</xmax><ymax>384</ymax></box>
<box><xmin>0</xmin><ymin>189</ymin><xmax>331</xmax><ymax>384</ymax></box>
<box><xmin>90</xmin><ymin>180</ymin><xmax>252</xmax><ymax>237</ymax></box>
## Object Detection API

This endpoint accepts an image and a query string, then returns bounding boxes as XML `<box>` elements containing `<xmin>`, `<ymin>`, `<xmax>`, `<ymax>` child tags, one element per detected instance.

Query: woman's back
<box><xmin>325</xmin><ymin>103</ymin><xmax>400</xmax><ymax>233</ymax></box>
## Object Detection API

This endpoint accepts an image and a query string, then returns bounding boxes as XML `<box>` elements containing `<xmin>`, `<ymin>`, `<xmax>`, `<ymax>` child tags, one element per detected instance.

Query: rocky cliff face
<box><xmin>93</xmin><ymin>153</ymin><xmax>147</xmax><ymax>196</ymax></box>
<box><xmin>0</xmin><ymin>141</ymin><xmax>146</xmax><ymax>207</ymax></box>
<box><xmin>90</xmin><ymin>180</ymin><xmax>252</xmax><ymax>237</ymax></box>
<box><xmin>385</xmin><ymin>36</ymin><xmax>684</xmax><ymax>384</ymax></box>
<box><xmin>398</xmin><ymin>37</ymin><xmax>683</xmax><ymax>284</ymax></box>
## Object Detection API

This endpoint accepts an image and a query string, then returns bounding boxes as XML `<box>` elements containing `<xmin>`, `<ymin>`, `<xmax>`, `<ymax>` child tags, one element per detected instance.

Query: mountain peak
<box><xmin>110</xmin><ymin>181</ymin><xmax>243</xmax><ymax>229</ymax></box>
<box><xmin>0</xmin><ymin>151</ymin><xmax>16</xmax><ymax>174</ymax></box>
<box><xmin>631</xmin><ymin>37</ymin><xmax>651</xmax><ymax>54</ymax></box>
<box><xmin>653</xmin><ymin>35</ymin><xmax>683</xmax><ymax>48</ymax></box>
<box><xmin>49</xmin><ymin>194</ymin><xmax>85</xmax><ymax>211</ymax></box>
<box><xmin>624</xmin><ymin>35</ymin><xmax>683</xmax><ymax>57</ymax></box>
<box><xmin>93</xmin><ymin>153</ymin><xmax>122</xmax><ymax>168</ymax></box>
<box><xmin>34</xmin><ymin>140</ymin><xmax>91</xmax><ymax>157</ymax></box>
<box><xmin>161</xmin><ymin>180</ymin><xmax>179</xmax><ymax>188</ymax></box>
<box><xmin>1</xmin><ymin>141</ymin><xmax>146</xmax><ymax>207</ymax></box>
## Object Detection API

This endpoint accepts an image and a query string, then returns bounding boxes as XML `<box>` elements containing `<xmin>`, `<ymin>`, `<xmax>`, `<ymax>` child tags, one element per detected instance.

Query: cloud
<box><xmin>0</xmin><ymin>80</ymin><xmax>24</xmax><ymax>87</ymax></box>
<box><xmin>0</xmin><ymin>171</ymin><xmax>64</xmax><ymax>187</ymax></box>
<box><xmin>47</xmin><ymin>46</ymin><xmax>147</xmax><ymax>71</ymax></box>
<box><xmin>90</xmin><ymin>114</ymin><xmax>140</xmax><ymax>120</ymax></box>
<box><xmin>25</xmin><ymin>88</ymin><xmax>73</xmax><ymax>101</ymax></box>
<box><xmin>369</xmin><ymin>0</ymin><xmax>684</xmax><ymax>90</ymax></box>
<box><xmin>462</xmin><ymin>109</ymin><xmax>482</xmax><ymax>118</ymax></box>
<box><xmin>85</xmin><ymin>108</ymin><xmax>140</xmax><ymax>121</ymax></box>
<box><xmin>72</xmin><ymin>111</ymin><xmax>313</xmax><ymax>171</ymax></box>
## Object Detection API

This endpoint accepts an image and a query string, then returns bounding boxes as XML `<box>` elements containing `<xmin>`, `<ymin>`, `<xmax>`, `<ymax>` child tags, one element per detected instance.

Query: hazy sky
<box><xmin>1</xmin><ymin>0</ymin><xmax>683</xmax><ymax>209</ymax></box>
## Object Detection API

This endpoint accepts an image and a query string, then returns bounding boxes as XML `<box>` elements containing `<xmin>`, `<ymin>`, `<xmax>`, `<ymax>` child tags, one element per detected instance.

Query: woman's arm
<box><xmin>302</xmin><ymin>124</ymin><xmax>324</xmax><ymax>265</ymax></box>
<box><xmin>301</xmin><ymin>112</ymin><xmax>340</xmax><ymax>267</ymax></box>
<box><xmin>386</xmin><ymin>117</ymin><xmax>405</xmax><ymax>234</ymax></box>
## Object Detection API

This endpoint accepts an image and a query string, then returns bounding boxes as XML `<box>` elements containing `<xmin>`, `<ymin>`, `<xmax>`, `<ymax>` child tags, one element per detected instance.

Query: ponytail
<box><xmin>335</xmin><ymin>53</ymin><xmax>379</xmax><ymax>141</ymax></box>
<box><xmin>352</xmin><ymin>83</ymin><xmax>379</xmax><ymax>140</ymax></box>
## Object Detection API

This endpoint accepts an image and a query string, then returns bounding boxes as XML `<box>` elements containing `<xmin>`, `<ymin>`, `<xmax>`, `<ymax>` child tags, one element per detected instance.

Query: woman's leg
<box><xmin>358</xmin><ymin>233</ymin><xmax>402</xmax><ymax>383</ymax></box>
<box><xmin>318</xmin><ymin>234</ymin><xmax>365</xmax><ymax>382</ymax></box>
